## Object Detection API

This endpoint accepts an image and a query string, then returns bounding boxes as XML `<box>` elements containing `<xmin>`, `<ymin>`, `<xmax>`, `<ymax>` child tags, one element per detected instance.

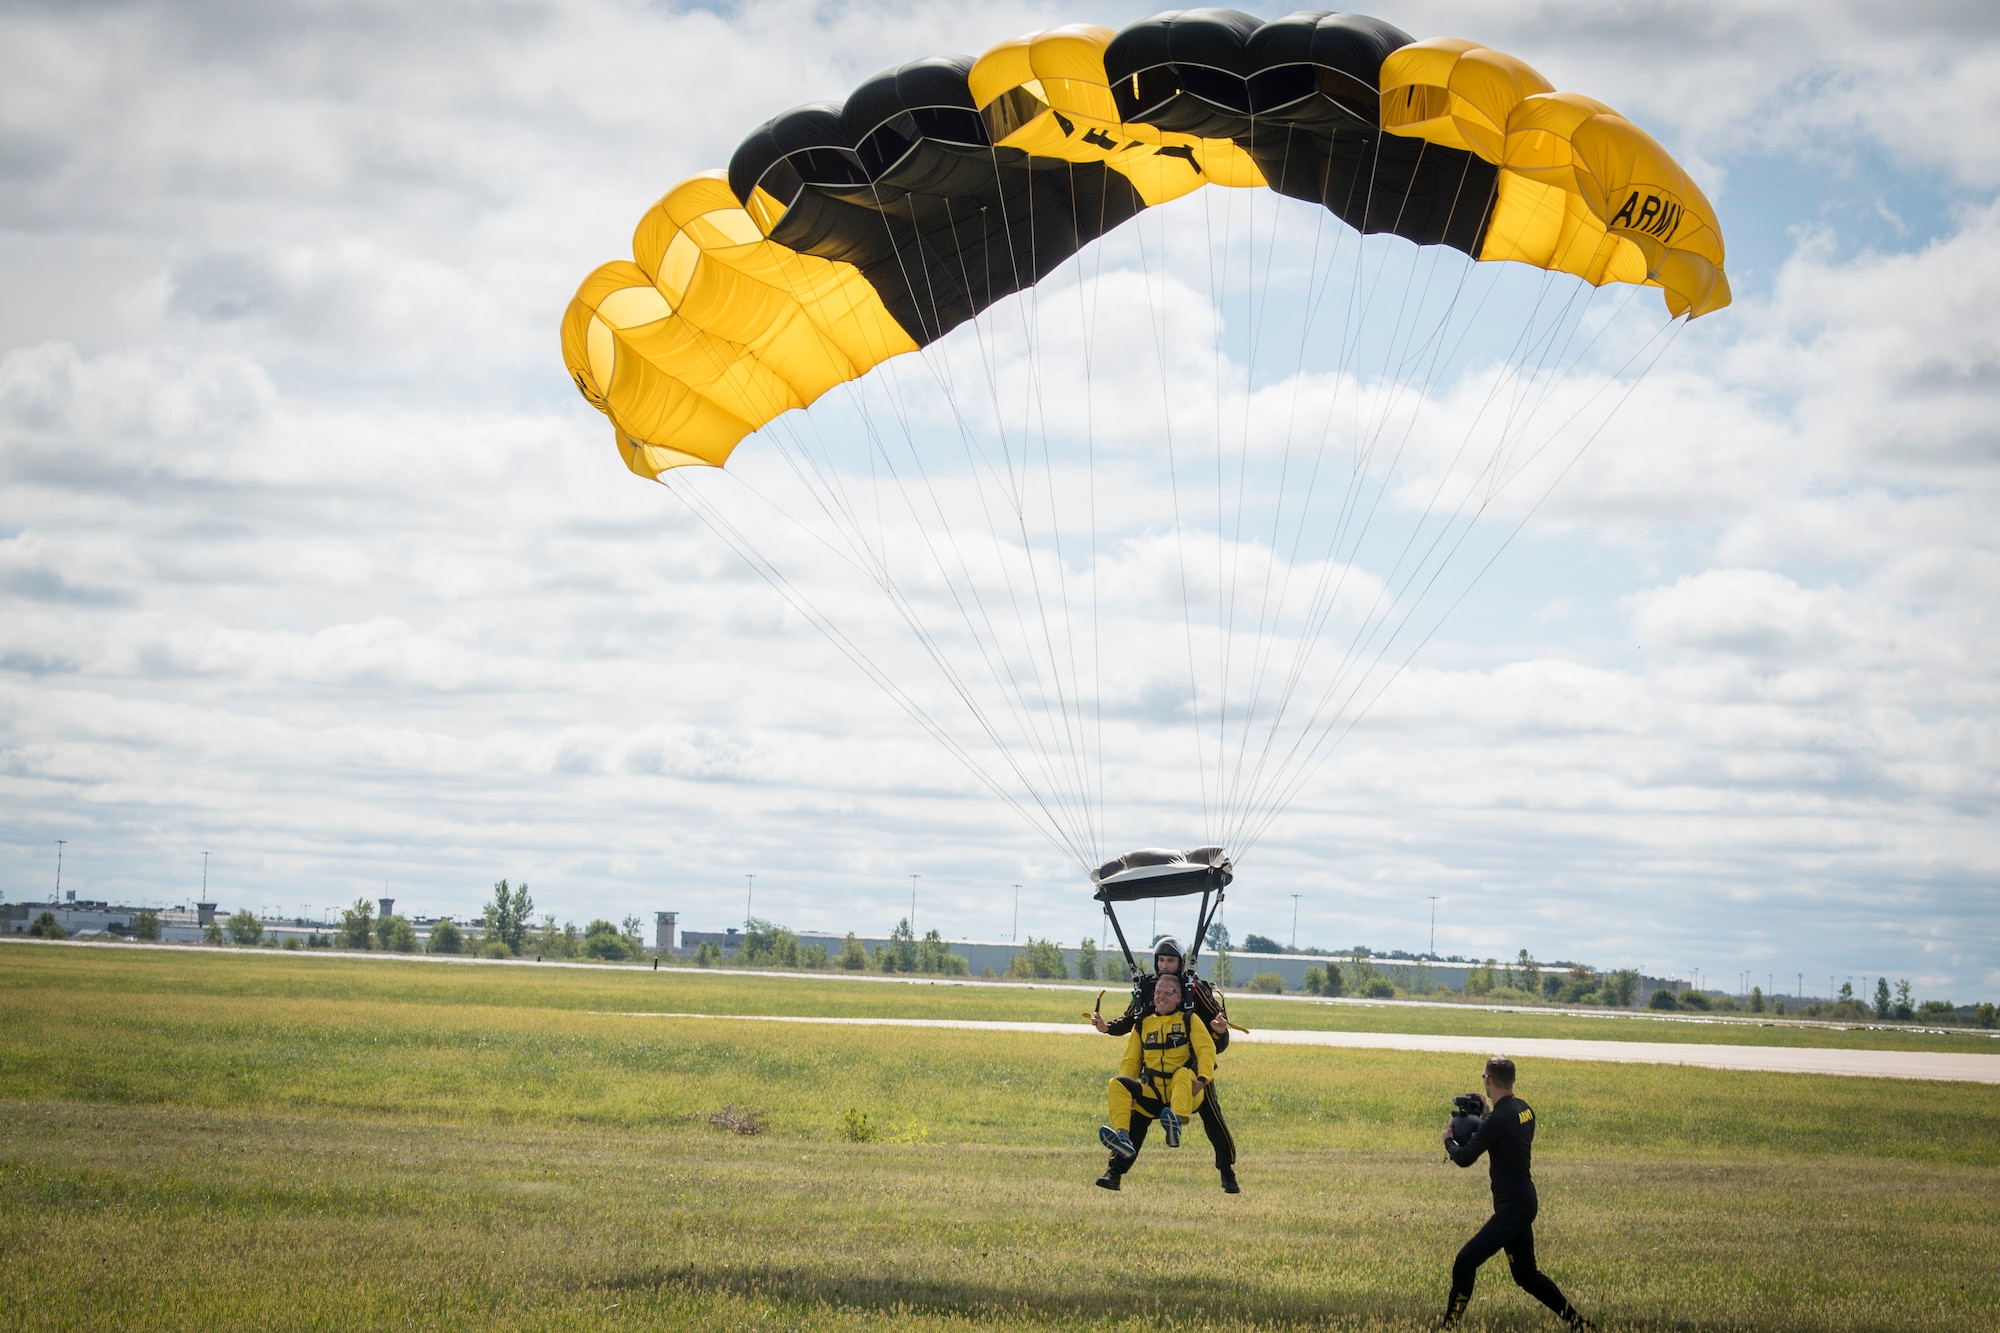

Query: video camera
<box><xmin>1447</xmin><ymin>1092</ymin><xmax>1486</xmax><ymax>1148</ymax></box>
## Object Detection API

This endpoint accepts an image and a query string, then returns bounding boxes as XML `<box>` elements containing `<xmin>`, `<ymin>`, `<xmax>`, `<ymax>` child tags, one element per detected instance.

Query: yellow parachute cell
<box><xmin>970</xmin><ymin>25</ymin><xmax>1266</xmax><ymax>206</ymax></box>
<box><xmin>1380</xmin><ymin>41</ymin><xmax>1729</xmax><ymax>317</ymax></box>
<box><xmin>561</xmin><ymin>174</ymin><xmax>917</xmax><ymax>476</ymax></box>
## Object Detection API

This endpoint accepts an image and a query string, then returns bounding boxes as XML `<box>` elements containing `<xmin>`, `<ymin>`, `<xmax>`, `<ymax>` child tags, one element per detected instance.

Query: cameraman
<box><xmin>1439</xmin><ymin>1056</ymin><xmax>1594</xmax><ymax>1330</ymax></box>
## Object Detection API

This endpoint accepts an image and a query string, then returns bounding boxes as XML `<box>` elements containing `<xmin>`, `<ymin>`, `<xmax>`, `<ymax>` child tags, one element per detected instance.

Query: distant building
<box><xmin>2</xmin><ymin>899</ymin><xmax>205</xmax><ymax>942</ymax></box>
<box><xmin>0</xmin><ymin>899</ymin><xmax>493</xmax><ymax>950</ymax></box>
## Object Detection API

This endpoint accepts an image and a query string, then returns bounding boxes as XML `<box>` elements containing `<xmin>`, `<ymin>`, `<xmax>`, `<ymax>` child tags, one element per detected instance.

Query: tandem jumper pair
<box><xmin>1091</xmin><ymin>847</ymin><xmax>1240</xmax><ymax>1193</ymax></box>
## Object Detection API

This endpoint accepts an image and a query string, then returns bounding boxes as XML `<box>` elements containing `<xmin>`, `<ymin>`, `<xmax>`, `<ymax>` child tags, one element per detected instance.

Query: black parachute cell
<box><xmin>1244</xmin><ymin>10</ymin><xmax>1412</xmax><ymax>124</ymax></box>
<box><xmin>729</xmin><ymin>102</ymin><xmax>866</xmax><ymax>203</ymax></box>
<box><xmin>1105</xmin><ymin>8</ymin><xmax>1496</xmax><ymax>256</ymax></box>
<box><xmin>1103</xmin><ymin>8</ymin><xmax>1263</xmax><ymax>137</ymax></box>
<box><xmin>729</xmin><ymin>59</ymin><xmax>1146</xmax><ymax>348</ymax></box>
<box><xmin>842</xmin><ymin>55</ymin><xmax>989</xmax><ymax>184</ymax></box>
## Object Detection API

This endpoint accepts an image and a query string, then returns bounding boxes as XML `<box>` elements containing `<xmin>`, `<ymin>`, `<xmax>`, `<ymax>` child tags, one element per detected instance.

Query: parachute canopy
<box><xmin>559</xmin><ymin>10</ymin><xmax>1731</xmax><ymax>875</ymax></box>
<box><xmin>563</xmin><ymin>8</ymin><xmax>1728</xmax><ymax>476</ymax></box>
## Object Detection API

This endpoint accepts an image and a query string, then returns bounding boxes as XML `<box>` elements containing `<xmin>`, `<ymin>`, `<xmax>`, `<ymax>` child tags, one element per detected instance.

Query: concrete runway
<box><xmin>608</xmin><ymin>1011</ymin><xmax>2000</xmax><ymax>1084</ymax></box>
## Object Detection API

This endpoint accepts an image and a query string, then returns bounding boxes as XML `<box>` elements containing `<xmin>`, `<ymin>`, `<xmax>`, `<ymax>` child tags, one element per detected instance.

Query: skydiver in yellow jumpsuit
<box><xmin>1097</xmin><ymin>972</ymin><xmax>1217</xmax><ymax>1189</ymax></box>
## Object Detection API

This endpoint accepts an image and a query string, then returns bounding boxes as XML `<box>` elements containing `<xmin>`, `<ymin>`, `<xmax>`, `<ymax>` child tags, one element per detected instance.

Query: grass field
<box><xmin>3</xmin><ymin>943</ymin><xmax>1996</xmax><ymax>1330</ymax></box>
<box><xmin>14</xmin><ymin>941</ymin><xmax>1996</xmax><ymax>1053</ymax></box>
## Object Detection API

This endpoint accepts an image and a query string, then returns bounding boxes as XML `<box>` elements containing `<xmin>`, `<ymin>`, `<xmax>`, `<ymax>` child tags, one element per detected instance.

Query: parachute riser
<box><xmin>1188</xmin><ymin>886</ymin><xmax>1219</xmax><ymax>971</ymax></box>
<box><xmin>1097</xmin><ymin>882</ymin><xmax>1224</xmax><ymax>980</ymax></box>
<box><xmin>1102</xmin><ymin>901</ymin><xmax>1143</xmax><ymax>980</ymax></box>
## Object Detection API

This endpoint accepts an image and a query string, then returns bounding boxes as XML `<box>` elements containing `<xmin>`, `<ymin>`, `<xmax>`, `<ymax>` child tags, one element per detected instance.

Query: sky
<box><xmin>1</xmin><ymin>0</ymin><xmax>1995</xmax><ymax>1000</ymax></box>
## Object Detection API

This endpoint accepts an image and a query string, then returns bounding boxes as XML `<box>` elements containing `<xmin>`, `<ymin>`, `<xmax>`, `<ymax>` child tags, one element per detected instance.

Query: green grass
<box><xmin>2</xmin><ymin>943</ymin><xmax>1996</xmax><ymax>1330</ymax></box>
<box><xmin>9</xmin><ymin>941</ymin><xmax>1993</xmax><ymax>1053</ymax></box>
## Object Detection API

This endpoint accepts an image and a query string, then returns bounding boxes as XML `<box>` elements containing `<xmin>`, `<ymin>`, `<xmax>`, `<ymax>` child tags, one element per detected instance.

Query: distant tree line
<box><xmin>49</xmin><ymin>897</ymin><xmax>2000</xmax><ymax>1024</ymax></box>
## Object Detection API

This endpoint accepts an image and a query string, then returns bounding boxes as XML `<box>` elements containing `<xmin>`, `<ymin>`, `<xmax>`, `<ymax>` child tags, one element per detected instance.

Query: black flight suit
<box><xmin>1442</xmin><ymin>1094</ymin><xmax>1587</xmax><ymax>1328</ymax></box>
<box><xmin>1100</xmin><ymin>971</ymin><xmax>1236</xmax><ymax>1178</ymax></box>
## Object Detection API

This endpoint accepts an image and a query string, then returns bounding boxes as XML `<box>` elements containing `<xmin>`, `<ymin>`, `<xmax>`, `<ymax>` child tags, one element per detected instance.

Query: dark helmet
<box><xmin>1153</xmin><ymin>937</ymin><xmax>1184</xmax><ymax>965</ymax></box>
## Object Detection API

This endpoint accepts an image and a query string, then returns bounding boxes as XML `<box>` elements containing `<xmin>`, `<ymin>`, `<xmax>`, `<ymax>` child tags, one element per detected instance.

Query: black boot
<box><xmin>1218</xmin><ymin>1165</ymin><xmax>1240</xmax><ymax>1193</ymax></box>
<box><xmin>1094</xmin><ymin>1170</ymin><xmax>1121</xmax><ymax>1191</ymax></box>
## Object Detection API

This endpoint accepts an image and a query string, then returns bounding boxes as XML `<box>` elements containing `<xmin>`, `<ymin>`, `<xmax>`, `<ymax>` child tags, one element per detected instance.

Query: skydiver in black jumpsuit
<box><xmin>1440</xmin><ymin>1056</ymin><xmax>1594</xmax><ymax>1329</ymax></box>
<box><xmin>1092</xmin><ymin>937</ymin><xmax>1239</xmax><ymax>1192</ymax></box>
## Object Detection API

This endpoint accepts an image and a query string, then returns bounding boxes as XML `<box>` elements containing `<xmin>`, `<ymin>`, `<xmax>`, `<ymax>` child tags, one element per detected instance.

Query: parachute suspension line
<box><xmin>660</xmin><ymin>472</ymin><xmax>1091</xmax><ymax>869</ymax></box>
<box><xmin>978</xmin><ymin>153</ymin><xmax>1099</xmax><ymax>860</ymax></box>
<box><xmin>1065</xmin><ymin>161</ymin><xmax>1114</xmax><ymax>864</ymax></box>
<box><xmin>1200</xmin><ymin>170</ymin><xmax>1233</xmax><ymax>851</ymax></box>
<box><xmin>1217</xmin><ymin>133</ymin><xmax>1430</xmax><ymax>841</ymax></box>
<box><xmin>846</xmin><ymin>168</ymin><xmax>1099</xmax><ymax>858</ymax></box>
<box><xmin>1136</xmin><ymin>193</ymin><xmax>1214</xmax><ymax>843</ymax></box>
<box><xmin>962</xmin><ymin>188</ymin><xmax>1101</xmax><ymax>856</ymax></box>
<box><xmin>1227</xmin><ymin>167</ymin><xmax>1612</xmax><ymax>846</ymax></box>
<box><xmin>762</xmin><ymin>420</ymin><xmax>896</xmax><ymax>585</ymax></box>
<box><xmin>1241</xmin><ymin>129</ymin><xmax>1372</xmax><ymax>706</ymax></box>
<box><xmin>1233</xmin><ymin>191</ymin><xmax>1452</xmax><ymax>838</ymax></box>
<box><xmin>1209</xmin><ymin>141</ymin><xmax>1258</xmax><ymax>840</ymax></box>
<box><xmin>1212</xmin><ymin>169</ymin><xmax>1257</xmax><ymax>844</ymax></box>
<box><xmin>1360</xmin><ymin>148</ymin><xmax>1492</xmax><ymax>448</ymax></box>
<box><xmin>1236</xmin><ymin>316</ymin><xmax>1689</xmax><ymax>856</ymax></box>
<box><xmin>1225</xmin><ymin>137</ymin><xmax>1346</xmax><ymax>833</ymax></box>
<box><xmin>764</xmin><ymin>404</ymin><xmax>1101</xmax><ymax>867</ymax></box>
<box><xmin>793</xmin><ymin>198</ymin><xmax>1098</xmax><ymax>859</ymax></box>
<box><xmin>1223</xmin><ymin>256</ymin><xmax>1495</xmax><ymax>849</ymax></box>
<box><xmin>738</xmin><ymin>427</ymin><xmax>920</xmax><ymax>589</ymax></box>
<box><xmin>1479</xmin><ymin>277</ymin><xmax>1594</xmax><ymax>506</ymax></box>
<box><xmin>1242</xmin><ymin>236</ymin><xmax>1470</xmax><ymax>833</ymax></box>
<box><xmin>1216</xmin><ymin>121</ymin><xmax>1301</xmax><ymax>844</ymax></box>
<box><xmin>1489</xmin><ymin>283</ymin><xmax>1645</xmax><ymax>503</ymax></box>
<box><xmin>1234</xmin><ymin>293</ymin><xmax>1673</xmax><ymax>845</ymax></box>
<box><xmin>860</xmin><ymin>195</ymin><xmax>1100</xmax><ymax>853</ymax></box>
<box><xmin>1068</xmin><ymin>159</ymin><xmax>1117</xmax><ymax>859</ymax></box>
<box><xmin>1226</xmin><ymin>271</ymin><xmax>1574</xmax><ymax>841</ymax></box>
<box><xmin>1333</xmin><ymin>192</ymin><xmax>1574</xmax><ymax>586</ymax></box>
<box><xmin>1498</xmin><ymin>285</ymin><xmax>1647</xmax><ymax>496</ymax></box>
<box><xmin>764</xmin><ymin>372</ymin><xmax>1100</xmax><ymax>864</ymax></box>
<box><xmin>990</xmin><ymin>147</ymin><xmax>1100</xmax><ymax>864</ymax></box>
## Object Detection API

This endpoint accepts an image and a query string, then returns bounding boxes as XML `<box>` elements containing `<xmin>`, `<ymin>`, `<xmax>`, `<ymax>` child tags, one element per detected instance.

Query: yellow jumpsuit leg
<box><xmin>1107</xmin><ymin>1076</ymin><xmax>1137</xmax><ymax>1133</ymax></box>
<box><xmin>1168</xmin><ymin>1067</ymin><xmax>1207</xmax><ymax>1121</ymax></box>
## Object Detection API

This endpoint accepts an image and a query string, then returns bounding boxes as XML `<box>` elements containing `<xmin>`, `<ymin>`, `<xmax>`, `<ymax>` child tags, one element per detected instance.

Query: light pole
<box><xmin>54</xmin><ymin>840</ymin><xmax>66</xmax><ymax>902</ymax></box>
<box><xmin>1428</xmin><ymin>896</ymin><xmax>1439</xmax><ymax>958</ymax></box>
<box><xmin>1012</xmin><ymin>885</ymin><xmax>1021</xmax><ymax>943</ymax></box>
<box><xmin>1289</xmin><ymin>894</ymin><xmax>1301</xmax><ymax>951</ymax></box>
<box><xmin>202</xmin><ymin>851</ymin><xmax>210</xmax><ymax>900</ymax></box>
<box><xmin>909</xmin><ymin>874</ymin><xmax>920</xmax><ymax>931</ymax></box>
<box><xmin>744</xmin><ymin>873</ymin><xmax>755</xmax><ymax>925</ymax></box>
